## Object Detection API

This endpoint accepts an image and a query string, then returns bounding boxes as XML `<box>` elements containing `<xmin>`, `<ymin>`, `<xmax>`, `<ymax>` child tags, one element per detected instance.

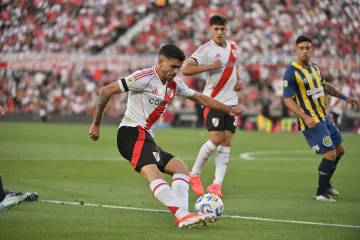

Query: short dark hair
<box><xmin>158</xmin><ymin>44</ymin><xmax>185</xmax><ymax>61</ymax></box>
<box><xmin>210</xmin><ymin>15</ymin><xmax>227</xmax><ymax>26</ymax></box>
<box><xmin>296</xmin><ymin>35</ymin><xmax>312</xmax><ymax>45</ymax></box>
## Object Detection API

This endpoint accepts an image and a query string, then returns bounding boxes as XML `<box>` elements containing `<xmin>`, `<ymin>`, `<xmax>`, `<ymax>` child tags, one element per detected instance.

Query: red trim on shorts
<box><xmin>131</xmin><ymin>126</ymin><xmax>146</xmax><ymax>169</ymax></box>
<box><xmin>172</xmin><ymin>178</ymin><xmax>189</xmax><ymax>184</ymax></box>
<box><xmin>152</xmin><ymin>182</ymin><xmax>167</xmax><ymax>194</ymax></box>
<box><xmin>203</xmin><ymin>107</ymin><xmax>210</xmax><ymax>125</ymax></box>
<box><xmin>210</xmin><ymin>43</ymin><xmax>237</xmax><ymax>98</ymax></box>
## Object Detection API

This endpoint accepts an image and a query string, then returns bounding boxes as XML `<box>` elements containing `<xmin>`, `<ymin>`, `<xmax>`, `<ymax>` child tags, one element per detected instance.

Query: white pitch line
<box><xmin>40</xmin><ymin>200</ymin><xmax>360</xmax><ymax>229</ymax></box>
<box><xmin>239</xmin><ymin>150</ymin><xmax>315</xmax><ymax>161</ymax></box>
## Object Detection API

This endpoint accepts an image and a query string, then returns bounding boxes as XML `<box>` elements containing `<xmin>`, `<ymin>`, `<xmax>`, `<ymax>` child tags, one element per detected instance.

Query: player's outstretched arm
<box><xmin>0</xmin><ymin>105</ymin><xmax>5</xmax><ymax>118</ymax></box>
<box><xmin>89</xmin><ymin>81</ymin><xmax>121</xmax><ymax>141</ymax></box>
<box><xmin>188</xmin><ymin>92</ymin><xmax>244</xmax><ymax>116</ymax></box>
<box><xmin>182</xmin><ymin>58</ymin><xmax>222</xmax><ymax>76</ymax></box>
<box><xmin>324</xmin><ymin>82</ymin><xmax>358</xmax><ymax>105</ymax></box>
<box><xmin>283</xmin><ymin>97</ymin><xmax>316</xmax><ymax>128</ymax></box>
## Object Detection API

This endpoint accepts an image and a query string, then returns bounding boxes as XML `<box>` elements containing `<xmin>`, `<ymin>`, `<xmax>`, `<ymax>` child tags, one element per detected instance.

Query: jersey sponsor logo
<box><xmin>153</xmin><ymin>152</ymin><xmax>160</xmax><ymax>162</ymax></box>
<box><xmin>212</xmin><ymin>118</ymin><xmax>219</xmax><ymax>127</ymax></box>
<box><xmin>149</xmin><ymin>99</ymin><xmax>168</xmax><ymax>106</ymax></box>
<box><xmin>306</xmin><ymin>87</ymin><xmax>324</xmax><ymax>96</ymax></box>
<box><xmin>323</xmin><ymin>136</ymin><xmax>332</xmax><ymax>147</ymax></box>
<box><xmin>283</xmin><ymin>80</ymin><xmax>288</xmax><ymax>87</ymax></box>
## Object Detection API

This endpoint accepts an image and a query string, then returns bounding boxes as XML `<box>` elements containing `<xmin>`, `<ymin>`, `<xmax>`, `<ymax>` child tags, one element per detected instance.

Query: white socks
<box><xmin>150</xmin><ymin>179</ymin><xmax>188</xmax><ymax>219</ymax></box>
<box><xmin>171</xmin><ymin>173</ymin><xmax>189</xmax><ymax>210</ymax></box>
<box><xmin>214</xmin><ymin>145</ymin><xmax>230</xmax><ymax>184</ymax></box>
<box><xmin>191</xmin><ymin>140</ymin><xmax>217</xmax><ymax>176</ymax></box>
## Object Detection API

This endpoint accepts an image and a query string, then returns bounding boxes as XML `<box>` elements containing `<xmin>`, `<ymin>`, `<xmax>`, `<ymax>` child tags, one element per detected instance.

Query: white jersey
<box><xmin>190</xmin><ymin>39</ymin><xmax>238</xmax><ymax>105</ymax></box>
<box><xmin>330</xmin><ymin>85</ymin><xmax>350</xmax><ymax>115</ymax></box>
<box><xmin>118</xmin><ymin>66</ymin><xmax>195</xmax><ymax>136</ymax></box>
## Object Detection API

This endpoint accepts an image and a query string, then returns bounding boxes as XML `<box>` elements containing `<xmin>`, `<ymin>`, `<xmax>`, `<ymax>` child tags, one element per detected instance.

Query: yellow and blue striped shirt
<box><xmin>283</xmin><ymin>62</ymin><xmax>326</xmax><ymax>131</ymax></box>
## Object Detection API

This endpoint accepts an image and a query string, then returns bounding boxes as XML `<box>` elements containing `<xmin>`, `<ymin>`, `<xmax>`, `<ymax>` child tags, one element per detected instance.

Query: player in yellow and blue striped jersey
<box><xmin>282</xmin><ymin>36</ymin><xmax>358</xmax><ymax>202</ymax></box>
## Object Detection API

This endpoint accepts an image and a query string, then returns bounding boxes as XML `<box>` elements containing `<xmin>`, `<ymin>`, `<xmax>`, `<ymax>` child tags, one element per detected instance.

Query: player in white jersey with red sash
<box><xmin>88</xmin><ymin>44</ymin><xmax>244</xmax><ymax>228</ymax></box>
<box><xmin>328</xmin><ymin>80</ymin><xmax>351</xmax><ymax>127</ymax></box>
<box><xmin>182</xmin><ymin>15</ymin><xmax>242</xmax><ymax>198</ymax></box>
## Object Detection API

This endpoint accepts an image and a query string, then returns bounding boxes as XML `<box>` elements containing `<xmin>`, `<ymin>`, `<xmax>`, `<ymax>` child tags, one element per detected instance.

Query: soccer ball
<box><xmin>194</xmin><ymin>193</ymin><xmax>224</xmax><ymax>217</ymax></box>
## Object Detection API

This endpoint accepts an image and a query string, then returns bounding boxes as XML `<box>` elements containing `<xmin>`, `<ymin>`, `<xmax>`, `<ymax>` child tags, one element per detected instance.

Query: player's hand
<box><xmin>229</xmin><ymin>105</ymin><xmax>244</xmax><ymax>116</ymax></box>
<box><xmin>89</xmin><ymin>123</ymin><xmax>100</xmax><ymax>141</ymax></box>
<box><xmin>345</xmin><ymin>97</ymin><xmax>358</xmax><ymax>105</ymax></box>
<box><xmin>234</xmin><ymin>79</ymin><xmax>243</xmax><ymax>92</ymax></box>
<box><xmin>210</xmin><ymin>59</ymin><xmax>223</xmax><ymax>70</ymax></box>
<box><xmin>304</xmin><ymin>115</ymin><xmax>317</xmax><ymax>128</ymax></box>
<box><xmin>0</xmin><ymin>106</ymin><xmax>5</xmax><ymax>118</ymax></box>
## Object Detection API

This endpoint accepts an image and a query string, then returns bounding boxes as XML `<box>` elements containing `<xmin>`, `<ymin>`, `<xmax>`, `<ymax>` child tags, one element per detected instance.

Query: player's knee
<box><xmin>220</xmin><ymin>138</ymin><xmax>231</xmax><ymax>147</ymax></box>
<box><xmin>323</xmin><ymin>150</ymin><xmax>337</xmax><ymax>161</ymax></box>
<box><xmin>337</xmin><ymin>148</ymin><xmax>345</xmax><ymax>158</ymax></box>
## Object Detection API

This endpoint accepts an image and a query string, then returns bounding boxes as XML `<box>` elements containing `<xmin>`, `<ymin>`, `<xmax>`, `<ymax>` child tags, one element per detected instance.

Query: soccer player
<box><xmin>282</xmin><ymin>36</ymin><xmax>358</xmax><ymax>202</ymax></box>
<box><xmin>328</xmin><ymin>80</ymin><xmax>351</xmax><ymax>127</ymax></box>
<box><xmin>182</xmin><ymin>15</ymin><xmax>242</xmax><ymax>198</ymax></box>
<box><xmin>88</xmin><ymin>44</ymin><xmax>244</xmax><ymax>228</ymax></box>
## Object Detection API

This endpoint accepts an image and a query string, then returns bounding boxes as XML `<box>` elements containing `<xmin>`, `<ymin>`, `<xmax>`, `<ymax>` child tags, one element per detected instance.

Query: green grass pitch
<box><xmin>0</xmin><ymin>122</ymin><xmax>359</xmax><ymax>240</ymax></box>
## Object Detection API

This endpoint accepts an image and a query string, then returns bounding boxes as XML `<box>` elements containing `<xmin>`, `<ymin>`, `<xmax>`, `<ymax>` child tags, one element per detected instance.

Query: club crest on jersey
<box><xmin>212</xmin><ymin>118</ymin><xmax>219</xmax><ymax>127</ymax></box>
<box><xmin>323</xmin><ymin>136</ymin><xmax>332</xmax><ymax>147</ymax></box>
<box><xmin>167</xmin><ymin>88</ymin><xmax>174</xmax><ymax>98</ymax></box>
<box><xmin>153</xmin><ymin>152</ymin><xmax>160</xmax><ymax>162</ymax></box>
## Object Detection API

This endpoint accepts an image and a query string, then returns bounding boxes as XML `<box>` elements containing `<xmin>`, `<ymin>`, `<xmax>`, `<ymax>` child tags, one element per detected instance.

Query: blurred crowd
<box><xmin>0</xmin><ymin>0</ymin><xmax>360</xmax><ymax>132</ymax></box>
<box><xmin>0</xmin><ymin>0</ymin><xmax>152</xmax><ymax>53</ymax></box>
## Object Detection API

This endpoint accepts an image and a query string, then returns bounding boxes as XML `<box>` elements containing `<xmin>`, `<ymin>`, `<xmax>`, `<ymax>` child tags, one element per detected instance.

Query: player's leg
<box><xmin>117</xmin><ymin>127</ymin><xmax>187</xmax><ymax>219</ymax></box>
<box><xmin>326</xmin><ymin>118</ymin><xmax>344</xmax><ymax>196</ymax></box>
<box><xmin>303</xmin><ymin>122</ymin><xmax>336</xmax><ymax>202</ymax></box>
<box><xmin>0</xmin><ymin>175</ymin><xmax>6</xmax><ymax>202</ymax></box>
<box><xmin>0</xmin><ymin>174</ymin><xmax>25</xmax><ymax>210</ymax></box>
<box><xmin>161</xmin><ymin>153</ymin><xmax>190</xmax><ymax>211</ymax></box>
<box><xmin>162</xmin><ymin>154</ymin><xmax>215</xmax><ymax>227</ymax></box>
<box><xmin>117</xmin><ymin>126</ymin><xmax>208</xmax><ymax>228</ymax></box>
<box><xmin>208</xmin><ymin>114</ymin><xmax>237</xmax><ymax>198</ymax></box>
<box><xmin>189</xmin><ymin>108</ymin><xmax>224</xmax><ymax>196</ymax></box>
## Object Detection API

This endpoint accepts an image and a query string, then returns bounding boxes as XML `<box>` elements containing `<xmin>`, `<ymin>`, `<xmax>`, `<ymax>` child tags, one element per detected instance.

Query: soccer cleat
<box><xmin>178</xmin><ymin>213</ymin><xmax>216</xmax><ymax>229</ymax></box>
<box><xmin>315</xmin><ymin>194</ymin><xmax>336</xmax><ymax>202</ymax></box>
<box><xmin>189</xmin><ymin>173</ymin><xmax>204</xmax><ymax>196</ymax></box>
<box><xmin>326</xmin><ymin>187</ymin><xmax>340</xmax><ymax>196</ymax></box>
<box><xmin>207</xmin><ymin>184</ymin><xmax>223</xmax><ymax>198</ymax></box>
<box><xmin>0</xmin><ymin>193</ymin><xmax>27</xmax><ymax>210</ymax></box>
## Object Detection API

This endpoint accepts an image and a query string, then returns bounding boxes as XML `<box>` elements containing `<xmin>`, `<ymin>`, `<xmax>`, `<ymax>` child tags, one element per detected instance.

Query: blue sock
<box><xmin>328</xmin><ymin>156</ymin><xmax>341</xmax><ymax>187</ymax></box>
<box><xmin>317</xmin><ymin>158</ymin><xmax>336</xmax><ymax>195</ymax></box>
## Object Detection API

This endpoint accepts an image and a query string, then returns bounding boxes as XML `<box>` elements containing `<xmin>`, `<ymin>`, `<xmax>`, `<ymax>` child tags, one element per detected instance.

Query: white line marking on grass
<box><xmin>239</xmin><ymin>150</ymin><xmax>315</xmax><ymax>161</ymax></box>
<box><xmin>40</xmin><ymin>200</ymin><xmax>360</xmax><ymax>229</ymax></box>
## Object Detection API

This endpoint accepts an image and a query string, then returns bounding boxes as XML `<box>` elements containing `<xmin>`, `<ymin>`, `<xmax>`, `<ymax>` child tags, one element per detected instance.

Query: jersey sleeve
<box><xmin>312</xmin><ymin>63</ymin><xmax>325</xmax><ymax>85</ymax></box>
<box><xmin>117</xmin><ymin>70</ymin><xmax>149</xmax><ymax>93</ymax></box>
<box><xmin>190</xmin><ymin>45</ymin><xmax>210</xmax><ymax>65</ymax></box>
<box><xmin>283</xmin><ymin>68</ymin><xmax>297</xmax><ymax>98</ymax></box>
<box><xmin>175</xmin><ymin>79</ymin><xmax>196</xmax><ymax>98</ymax></box>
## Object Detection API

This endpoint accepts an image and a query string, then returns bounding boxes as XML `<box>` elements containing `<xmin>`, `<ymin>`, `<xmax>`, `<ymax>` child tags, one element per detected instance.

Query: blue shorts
<box><xmin>302</xmin><ymin>118</ymin><xmax>343</xmax><ymax>154</ymax></box>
